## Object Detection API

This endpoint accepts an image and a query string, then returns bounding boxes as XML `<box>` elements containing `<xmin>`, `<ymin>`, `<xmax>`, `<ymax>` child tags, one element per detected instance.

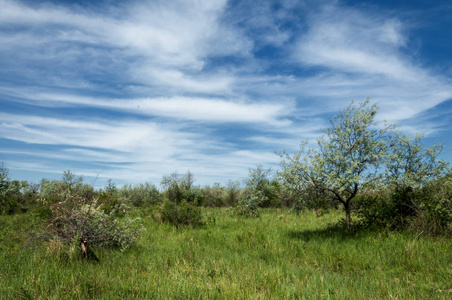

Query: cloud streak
<box><xmin>0</xmin><ymin>0</ymin><xmax>451</xmax><ymax>185</ymax></box>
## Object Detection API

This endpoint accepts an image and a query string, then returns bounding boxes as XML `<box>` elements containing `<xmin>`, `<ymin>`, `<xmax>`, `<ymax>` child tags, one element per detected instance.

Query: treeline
<box><xmin>1</xmin><ymin>161</ymin><xmax>450</xmax><ymax>234</ymax></box>
<box><xmin>0</xmin><ymin>166</ymin><xmax>283</xmax><ymax>216</ymax></box>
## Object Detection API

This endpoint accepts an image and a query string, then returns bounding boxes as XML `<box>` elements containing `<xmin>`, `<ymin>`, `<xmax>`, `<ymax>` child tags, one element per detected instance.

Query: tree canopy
<box><xmin>278</xmin><ymin>99</ymin><xmax>449</xmax><ymax>228</ymax></box>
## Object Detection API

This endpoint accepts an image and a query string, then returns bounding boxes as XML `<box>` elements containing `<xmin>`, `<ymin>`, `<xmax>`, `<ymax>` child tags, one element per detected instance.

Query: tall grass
<box><xmin>1</xmin><ymin>208</ymin><xmax>451</xmax><ymax>299</ymax></box>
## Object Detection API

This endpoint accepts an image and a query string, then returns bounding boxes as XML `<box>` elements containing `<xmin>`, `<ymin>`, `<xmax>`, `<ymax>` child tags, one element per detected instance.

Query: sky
<box><xmin>1</xmin><ymin>0</ymin><xmax>451</xmax><ymax>188</ymax></box>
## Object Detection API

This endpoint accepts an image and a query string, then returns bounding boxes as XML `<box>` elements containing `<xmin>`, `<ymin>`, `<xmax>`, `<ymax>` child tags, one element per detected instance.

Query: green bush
<box><xmin>160</xmin><ymin>199</ymin><xmax>203</xmax><ymax>227</ymax></box>
<box><xmin>0</xmin><ymin>164</ymin><xmax>27</xmax><ymax>214</ymax></box>
<box><xmin>0</xmin><ymin>195</ymin><xmax>21</xmax><ymax>214</ymax></box>
<box><xmin>185</xmin><ymin>187</ymin><xmax>205</xmax><ymax>206</ymax></box>
<box><xmin>236</xmin><ymin>192</ymin><xmax>261</xmax><ymax>217</ymax></box>
<box><xmin>412</xmin><ymin>175</ymin><xmax>452</xmax><ymax>235</ymax></box>
<box><xmin>355</xmin><ymin>193</ymin><xmax>402</xmax><ymax>230</ymax></box>
<box><xmin>356</xmin><ymin>175</ymin><xmax>452</xmax><ymax>235</ymax></box>
<box><xmin>41</xmin><ymin>172</ymin><xmax>143</xmax><ymax>250</ymax></box>
<box><xmin>119</xmin><ymin>182</ymin><xmax>162</xmax><ymax>207</ymax></box>
<box><xmin>200</xmin><ymin>184</ymin><xmax>224</xmax><ymax>207</ymax></box>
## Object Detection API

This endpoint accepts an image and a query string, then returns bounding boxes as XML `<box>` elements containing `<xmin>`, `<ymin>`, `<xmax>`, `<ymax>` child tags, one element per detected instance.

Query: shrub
<box><xmin>41</xmin><ymin>172</ymin><xmax>143</xmax><ymax>251</ymax></box>
<box><xmin>236</xmin><ymin>165</ymin><xmax>276</xmax><ymax>217</ymax></box>
<box><xmin>160</xmin><ymin>199</ymin><xmax>203</xmax><ymax>228</ymax></box>
<box><xmin>45</xmin><ymin>193</ymin><xmax>142</xmax><ymax>250</ymax></box>
<box><xmin>0</xmin><ymin>195</ymin><xmax>21</xmax><ymax>214</ymax></box>
<box><xmin>356</xmin><ymin>175</ymin><xmax>452</xmax><ymax>235</ymax></box>
<box><xmin>411</xmin><ymin>175</ymin><xmax>452</xmax><ymax>235</ymax></box>
<box><xmin>185</xmin><ymin>186</ymin><xmax>205</xmax><ymax>206</ymax></box>
<box><xmin>355</xmin><ymin>192</ymin><xmax>403</xmax><ymax>230</ymax></box>
<box><xmin>201</xmin><ymin>184</ymin><xmax>224</xmax><ymax>207</ymax></box>
<box><xmin>0</xmin><ymin>164</ymin><xmax>27</xmax><ymax>214</ymax></box>
<box><xmin>224</xmin><ymin>180</ymin><xmax>241</xmax><ymax>206</ymax></box>
<box><xmin>119</xmin><ymin>182</ymin><xmax>162</xmax><ymax>207</ymax></box>
<box><xmin>161</xmin><ymin>171</ymin><xmax>195</xmax><ymax>204</ymax></box>
<box><xmin>236</xmin><ymin>193</ymin><xmax>261</xmax><ymax>217</ymax></box>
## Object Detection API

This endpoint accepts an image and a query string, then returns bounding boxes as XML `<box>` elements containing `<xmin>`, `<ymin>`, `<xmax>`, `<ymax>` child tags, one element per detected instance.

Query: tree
<box><xmin>160</xmin><ymin>171</ymin><xmax>186</xmax><ymax>204</ymax></box>
<box><xmin>386</xmin><ymin>132</ymin><xmax>449</xmax><ymax>191</ymax></box>
<box><xmin>0</xmin><ymin>162</ymin><xmax>12</xmax><ymax>198</ymax></box>
<box><xmin>119</xmin><ymin>182</ymin><xmax>161</xmax><ymax>207</ymax></box>
<box><xmin>385</xmin><ymin>132</ymin><xmax>450</xmax><ymax>217</ymax></box>
<box><xmin>201</xmin><ymin>183</ymin><xmax>225</xmax><ymax>207</ymax></box>
<box><xmin>225</xmin><ymin>180</ymin><xmax>241</xmax><ymax>206</ymax></box>
<box><xmin>0</xmin><ymin>163</ymin><xmax>24</xmax><ymax>214</ymax></box>
<box><xmin>159</xmin><ymin>171</ymin><xmax>203</xmax><ymax>227</ymax></box>
<box><xmin>160</xmin><ymin>171</ymin><xmax>201</xmax><ymax>204</ymax></box>
<box><xmin>237</xmin><ymin>165</ymin><xmax>274</xmax><ymax>216</ymax></box>
<box><xmin>278</xmin><ymin>100</ymin><xmax>394</xmax><ymax>228</ymax></box>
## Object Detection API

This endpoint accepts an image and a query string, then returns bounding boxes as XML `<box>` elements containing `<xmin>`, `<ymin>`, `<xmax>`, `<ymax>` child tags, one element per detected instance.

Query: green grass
<box><xmin>1</xmin><ymin>208</ymin><xmax>451</xmax><ymax>299</ymax></box>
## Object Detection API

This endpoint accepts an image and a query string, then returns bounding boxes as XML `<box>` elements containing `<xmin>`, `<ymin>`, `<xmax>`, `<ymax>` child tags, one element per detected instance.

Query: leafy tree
<box><xmin>40</xmin><ymin>171</ymin><xmax>94</xmax><ymax>205</ymax></box>
<box><xmin>0</xmin><ymin>163</ymin><xmax>25</xmax><ymax>214</ymax></box>
<box><xmin>159</xmin><ymin>171</ymin><xmax>203</xmax><ymax>226</ymax></box>
<box><xmin>278</xmin><ymin>100</ymin><xmax>394</xmax><ymax>228</ymax></box>
<box><xmin>161</xmin><ymin>171</ymin><xmax>185</xmax><ymax>204</ymax></box>
<box><xmin>381</xmin><ymin>132</ymin><xmax>451</xmax><ymax>232</ymax></box>
<box><xmin>119</xmin><ymin>182</ymin><xmax>162</xmax><ymax>207</ymax></box>
<box><xmin>97</xmin><ymin>179</ymin><xmax>129</xmax><ymax>216</ymax></box>
<box><xmin>237</xmin><ymin>165</ymin><xmax>274</xmax><ymax>216</ymax></box>
<box><xmin>225</xmin><ymin>180</ymin><xmax>241</xmax><ymax>206</ymax></box>
<box><xmin>105</xmin><ymin>179</ymin><xmax>118</xmax><ymax>195</ymax></box>
<box><xmin>22</xmin><ymin>181</ymin><xmax>40</xmax><ymax>197</ymax></box>
<box><xmin>0</xmin><ymin>163</ymin><xmax>13</xmax><ymax>198</ymax></box>
<box><xmin>386</xmin><ymin>132</ymin><xmax>450</xmax><ymax>215</ymax></box>
<box><xmin>201</xmin><ymin>183</ymin><xmax>224</xmax><ymax>207</ymax></box>
<box><xmin>160</xmin><ymin>171</ymin><xmax>201</xmax><ymax>204</ymax></box>
<box><xmin>420</xmin><ymin>174</ymin><xmax>452</xmax><ymax>233</ymax></box>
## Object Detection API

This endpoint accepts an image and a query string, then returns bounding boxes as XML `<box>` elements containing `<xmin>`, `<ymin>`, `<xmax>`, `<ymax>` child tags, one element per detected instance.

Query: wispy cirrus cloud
<box><xmin>0</xmin><ymin>0</ymin><xmax>451</xmax><ymax>185</ymax></box>
<box><xmin>0</xmin><ymin>88</ymin><xmax>293</xmax><ymax>125</ymax></box>
<box><xmin>292</xmin><ymin>3</ymin><xmax>452</xmax><ymax>122</ymax></box>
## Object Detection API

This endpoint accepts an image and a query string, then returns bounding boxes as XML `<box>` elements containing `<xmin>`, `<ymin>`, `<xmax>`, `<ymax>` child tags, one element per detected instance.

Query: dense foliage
<box><xmin>236</xmin><ymin>165</ymin><xmax>278</xmax><ymax>217</ymax></box>
<box><xmin>159</xmin><ymin>171</ymin><xmax>203</xmax><ymax>227</ymax></box>
<box><xmin>40</xmin><ymin>172</ymin><xmax>142</xmax><ymax>251</ymax></box>
<box><xmin>277</xmin><ymin>100</ymin><xmax>451</xmax><ymax>232</ymax></box>
<box><xmin>277</xmin><ymin>100</ymin><xmax>394</xmax><ymax>227</ymax></box>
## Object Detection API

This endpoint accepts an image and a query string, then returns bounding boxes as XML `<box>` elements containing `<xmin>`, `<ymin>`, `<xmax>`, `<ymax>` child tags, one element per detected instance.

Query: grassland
<box><xmin>1</xmin><ymin>208</ymin><xmax>451</xmax><ymax>299</ymax></box>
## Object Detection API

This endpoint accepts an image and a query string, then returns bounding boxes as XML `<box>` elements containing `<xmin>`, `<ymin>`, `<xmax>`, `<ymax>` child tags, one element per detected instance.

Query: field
<box><xmin>1</xmin><ymin>208</ymin><xmax>451</xmax><ymax>299</ymax></box>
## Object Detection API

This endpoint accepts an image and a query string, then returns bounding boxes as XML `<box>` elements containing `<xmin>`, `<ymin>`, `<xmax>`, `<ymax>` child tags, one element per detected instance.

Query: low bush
<box><xmin>119</xmin><ymin>182</ymin><xmax>162</xmax><ymax>207</ymax></box>
<box><xmin>40</xmin><ymin>172</ymin><xmax>143</xmax><ymax>251</ymax></box>
<box><xmin>236</xmin><ymin>193</ymin><xmax>261</xmax><ymax>217</ymax></box>
<box><xmin>200</xmin><ymin>184</ymin><xmax>224</xmax><ymax>207</ymax></box>
<box><xmin>44</xmin><ymin>193</ymin><xmax>142</xmax><ymax>250</ymax></box>
<box><xmin>160</xmin><ymin>199</ymin><xmax>203</xmax><ymax>227</ymax></box>
<box><xmin>355</xmin><ymin>175</ymin><xmax>452</xmax><ymax>235</ymax></box>
<box><xmin>411</xmin><ymin>175</ymin><xmax>452</xmax><ymax>235</ymax></box>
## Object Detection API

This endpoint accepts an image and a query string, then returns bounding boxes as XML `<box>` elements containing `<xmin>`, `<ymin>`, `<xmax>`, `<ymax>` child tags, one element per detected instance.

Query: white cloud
<box><xmin>292</xmin><ymin>3</ymin><xmax>452</xmax><ymax>125</ymax></box>
<box><xmin>0</xmin><ymin>0</ymin><xmax>252</xmax><ymax>96</ymax></box>
<box><xmin>1</xmin><ymin>88</ymin><xmax>293</xmax><ymax>125</ymax></box>
<box><xmin>0</xmin><ymin>0</ymin><xmax>248</xmax><ymax>66</ymax></box>
<box><xmin>296</xmin><ymin>6</ymin><xmax>415</xmax><ymax>80</ymax></box>
<box><xmin>0</xmin><ymin>0</ymin><xmax>451</xmax><ymax>185</ymax></box>
<box><xmin>131</xmin><ymin>68</ymin><xmax>235</xmax><ymax>94</ymax></box>
<box><xmin>0</xmin><ymin>109</ymin><xmax>283</xmax><ymax>184</ymax></box>
<box><xmin>0</xmin><ymin>113</ymin><xmax>189</xmax><ymax>155</ymax></box>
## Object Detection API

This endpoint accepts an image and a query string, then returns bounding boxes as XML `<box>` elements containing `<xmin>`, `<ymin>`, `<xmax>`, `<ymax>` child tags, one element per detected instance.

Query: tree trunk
<box><xmin>344</xmin><ymin>202</ymin><xmax>351</xmax><ymax>229</ymax></box>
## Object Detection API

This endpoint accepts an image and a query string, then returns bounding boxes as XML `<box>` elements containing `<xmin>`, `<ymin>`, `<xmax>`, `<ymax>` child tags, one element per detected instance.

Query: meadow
<box><xmin>1</xmin><ymin>208</ymin><xmax>451</xmax><ymax>299</ymax></box>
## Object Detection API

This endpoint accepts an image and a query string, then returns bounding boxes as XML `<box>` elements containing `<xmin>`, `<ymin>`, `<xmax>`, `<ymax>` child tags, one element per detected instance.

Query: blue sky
<box><xmin>1</xmin><ymin>0</ymin><xmax>451</xmax><ymax>187</ymax></box>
